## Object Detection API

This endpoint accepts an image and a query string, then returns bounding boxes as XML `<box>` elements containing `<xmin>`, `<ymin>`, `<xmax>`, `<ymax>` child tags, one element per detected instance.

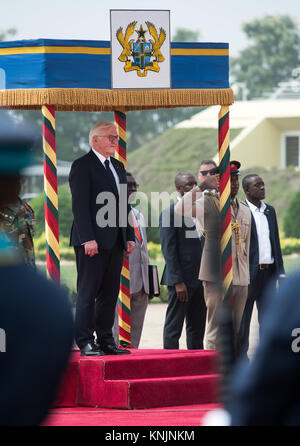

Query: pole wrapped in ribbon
<box><xmin>42</xmin><ymin>105</ymin><xmax>60</xmax><ymax>283</ymax></box>
<box><xmin>114</xmin><ymin>110</ymin><xmax>131</xmax><ymax>347</ymax></box>
<box><xmin>218</xmin><ymin>106</ymin><xmax>232</xmax><ymax>303</ymax></box>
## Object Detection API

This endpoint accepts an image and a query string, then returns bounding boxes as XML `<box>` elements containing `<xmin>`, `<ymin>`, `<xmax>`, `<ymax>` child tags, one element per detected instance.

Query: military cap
<box><xmin>0</xmin><ymin>111</ymin><xmax>36</xmax><ymax>174</ymax></box>
<box><xmin>230</xmin><ymin>160</ymin><xmax>241</xmax><ymax>176</ymax></box>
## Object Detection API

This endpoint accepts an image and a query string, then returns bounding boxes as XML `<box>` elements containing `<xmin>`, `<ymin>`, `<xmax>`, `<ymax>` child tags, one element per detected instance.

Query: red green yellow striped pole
<box><xmin>114</xmin><ymin>110</ymin><xmax>131</xmax><ymax>347</ymax></box>
<box><xmin>42</xmin><ymin>105</ymin><xmax>60</xmax><ymax>284</ymax></box>
<box><xmin>218</xmin><ymin>106</ymin><xmax>232</xmax><ymax>303</ymax></box>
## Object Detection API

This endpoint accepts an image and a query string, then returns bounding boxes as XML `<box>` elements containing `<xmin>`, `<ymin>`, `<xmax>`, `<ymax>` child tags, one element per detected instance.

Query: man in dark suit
<box><xmin>69</xmin><ymin>121</ymin><xmax>135</xmax><ymax>356</ymax></box>
<box><xmin>159</xmin><ymin>172</ymin><xmax>206</xmax><ymax>349</ymax></box>
<box><xmin>229</xmin><ymin>270</ymin><xmax>300</xmax><ymax>425</ymax></box>
<box><xmin>237</xmin><ymin>174</ymin><xmax>285</xmax><ymax>358</ymax></box>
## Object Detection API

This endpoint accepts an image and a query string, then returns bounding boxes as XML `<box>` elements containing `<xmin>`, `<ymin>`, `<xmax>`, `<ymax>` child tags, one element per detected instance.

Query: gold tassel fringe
<box><xmin>0</xmin><ymin>88</ymin><xmax>234</xmax><ymax>112</ymax></box>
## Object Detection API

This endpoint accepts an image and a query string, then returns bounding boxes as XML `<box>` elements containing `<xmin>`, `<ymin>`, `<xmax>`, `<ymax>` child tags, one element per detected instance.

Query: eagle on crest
<box><xmin>116</xmin><ymin>21</ymin><xmax>137</xmax><ymax>62</ymax></box>
<box><xmin>145</xmin><ymin>21</ymin><xmax>166</xmax><ymax>62</ymax></box>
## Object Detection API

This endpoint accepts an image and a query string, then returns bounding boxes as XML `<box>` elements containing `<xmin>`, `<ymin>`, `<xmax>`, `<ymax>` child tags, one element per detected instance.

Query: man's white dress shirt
<box><xmin>92</xmin><ymin>149</ymin><xmax>120</xmax><ymax>194</ymax></box>
<box><xmin>246</xmin><ymin>199</ymin><xmax>274</xmax><ymax>265</ymax></box>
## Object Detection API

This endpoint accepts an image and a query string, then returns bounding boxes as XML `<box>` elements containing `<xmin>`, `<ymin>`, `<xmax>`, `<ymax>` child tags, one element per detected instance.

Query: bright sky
<box><xmin>2</xmin><ymin>0</ymin><xmax>300</xmax><ymax>56</ymax></box>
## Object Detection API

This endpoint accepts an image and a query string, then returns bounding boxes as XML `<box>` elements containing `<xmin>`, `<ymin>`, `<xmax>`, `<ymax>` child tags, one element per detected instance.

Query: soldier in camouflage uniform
<box><xmin>0</xmin><ymin>110</ymin><xmax>73</xmax><ymax>426</ymax></box>
<box><xmin>0</xmin><ymin>197</ymin><xmax>36</xmax><ymax>267</ymax></box>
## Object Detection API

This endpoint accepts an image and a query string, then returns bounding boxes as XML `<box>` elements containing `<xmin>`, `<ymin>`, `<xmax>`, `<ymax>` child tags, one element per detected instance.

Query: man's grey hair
<box><xmin>199</xmin><ymin>159</ymin><xmax>217</xmax><ymax>171</ymax></box>
<box><xmin>89</xmin><ymin>121</ymin><xmax>116</xmax><ymax>147</ymax></box>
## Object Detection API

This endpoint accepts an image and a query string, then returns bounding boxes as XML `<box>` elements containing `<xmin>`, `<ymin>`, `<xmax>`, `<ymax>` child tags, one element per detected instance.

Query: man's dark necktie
<box><xmin>104</xmin><ymin>159</ymin><xmax>119</xmax><ymax>197</ymax></box>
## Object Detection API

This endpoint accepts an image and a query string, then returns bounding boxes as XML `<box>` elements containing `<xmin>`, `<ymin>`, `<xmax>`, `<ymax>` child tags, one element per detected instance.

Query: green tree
<box><xmin>30</xmin><ymin>183</ymin><xmax>73</xmax><ymax>239</ymax></box>
<box><xmin>14</xmin><ymin>110</ymin><xmax>112</xmax><ymax>161</ymax></box>
<box><xmin>172</xmin><ymin>28</ymin><xmax>200</xmax><ymax>42</ymax></box>
<box><xmin>231</xmin><ymin>15</ymin><xmax>300</xmax><ymax>99</ymax></box>
<box><xmin>283</xmin><ymin>190</ymin><xmax>300</xmax><ymax>238</ymax></box>
<box><xmin>0</xmin><ymin>28</ymin><xmax>16</xmax><ymax>41</ymax></box>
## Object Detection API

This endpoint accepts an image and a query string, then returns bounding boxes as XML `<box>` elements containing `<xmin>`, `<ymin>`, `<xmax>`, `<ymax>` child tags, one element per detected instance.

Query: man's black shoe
<box><xmin>100</xmin><ymin>343</ymin><xmax>131</xmax><ymax>355</ymax></box>
<box><xmin>80</xmin><ymin>342</ymin><xmax>105</xmax><ymax>356</ymax></box>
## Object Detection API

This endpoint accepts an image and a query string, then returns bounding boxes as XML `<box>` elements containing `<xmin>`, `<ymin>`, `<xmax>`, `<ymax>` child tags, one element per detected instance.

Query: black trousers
<box><xmin>237</xmin><ymin>267</ymin><xmax>276</xmax><ymax>358</ymax></box>
<box><xmin>163</xmin><ymin>282</ymin><xmax>207</xmax><ymax>349</ymax></box>
<box><xmin>74</xmin><ymin>235</ymin><xmax>123</xmax><ymax>349</ymax></box>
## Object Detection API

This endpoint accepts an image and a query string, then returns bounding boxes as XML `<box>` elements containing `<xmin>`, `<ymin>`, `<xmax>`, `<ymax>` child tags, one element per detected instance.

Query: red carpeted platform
<box><xmin>54</xmin><ymin>349</ymin><xmax>220</xmax><ymax>410</ymax></box>
<box><xmin>45</xmin><ymin>349</ymin><xmax>221</xmax><ymax>426</ymax></box>
<box><xmin>43</xmin><ymin>403</ymin><xmax>221</xmax><ymax>426</ymax></box>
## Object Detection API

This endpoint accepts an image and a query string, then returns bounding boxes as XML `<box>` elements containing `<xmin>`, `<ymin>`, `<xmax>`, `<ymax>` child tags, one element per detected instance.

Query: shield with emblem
<box><xmin>132</xmin><ymin>41</ymin><xmax>153</xmax><ymax>71</ymax></box>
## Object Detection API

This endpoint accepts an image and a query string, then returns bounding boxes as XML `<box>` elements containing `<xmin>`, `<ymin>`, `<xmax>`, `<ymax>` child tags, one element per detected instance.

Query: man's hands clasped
<box><xmin>84</xmin><ymin>240</ymin><xmax>135</xmax><ymax>257</ymax></box>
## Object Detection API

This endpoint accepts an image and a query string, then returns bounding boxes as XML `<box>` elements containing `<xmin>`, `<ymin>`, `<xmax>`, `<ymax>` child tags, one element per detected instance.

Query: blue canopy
<box><xmin>0</xmin><ymin>39</ymin><xmax>233</xmax><ymax>111</ymax></box>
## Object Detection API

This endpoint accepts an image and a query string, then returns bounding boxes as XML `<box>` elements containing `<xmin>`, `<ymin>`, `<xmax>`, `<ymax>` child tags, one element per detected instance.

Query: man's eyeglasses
<box><xmin>199</xmin><ymin>170</ymin><xmax>210</xmax><ymax>176</ymax></box>
<box><xmin>96</xmin><ymin>135</ymin><xmax>119</xmax><ymax>143</ymax></box>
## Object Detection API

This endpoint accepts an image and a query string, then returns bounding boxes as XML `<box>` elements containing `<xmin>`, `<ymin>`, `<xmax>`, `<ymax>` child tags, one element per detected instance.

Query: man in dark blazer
<box><xmin>69</xmin><ymin>121</ymin><xmax>135</xmax><ymax>356</ymax></box>
<box><xmin>159</xmin><ymin>172</ymin><xmax>206</xmax><ymax>349</ymax></box>
<box><xmin>237</xmin><ymin>174</ymin><xmax>285</xmax><ymax>358</ymax></box>
<box><xmin>229</xmin><ymin>270</ymin><xmax>300</xmax><ymax>425</ymax></box>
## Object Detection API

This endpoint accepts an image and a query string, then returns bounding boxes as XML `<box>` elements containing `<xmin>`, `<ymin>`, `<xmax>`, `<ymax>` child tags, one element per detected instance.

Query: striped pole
<box><xmin>114</xmin><ymin>110</ymin><xmax>131</xmax><ymax>347</ymax></box>
<box><xmin>42</xmin><ymin>105</ymin><xmax>60</xmax><ymax>284</ymax></box>
<box><xmin>218</xmin><ymin>106</ymin><xmax>232</xmax><ymax>303</ymax></box>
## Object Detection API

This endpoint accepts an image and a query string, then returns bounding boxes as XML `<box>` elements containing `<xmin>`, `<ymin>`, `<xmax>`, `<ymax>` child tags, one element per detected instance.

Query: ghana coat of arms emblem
<box><xmin>116</xmin><ymin>21</ymin><xmax>166</xmax><ymax>77</ymax></box>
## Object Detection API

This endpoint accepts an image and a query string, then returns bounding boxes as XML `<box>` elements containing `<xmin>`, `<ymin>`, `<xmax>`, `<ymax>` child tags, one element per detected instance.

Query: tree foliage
<box><xmin>30</xmin><ymin>184</ymin><xmax>73</xmax><ymax>239</ymax></box>
<box><xmin>0</xmin><ymin>28</ymin><xmax>16</xmax><ymax>42</ymax></box>
<box><xmin>231</xmin><ymin>15</ymin><xmax>300</xmax><ymax>99</ymax></box>
<box><xmin>172</xmin><ymin>28</ymin><xmax>200</xmax><ymax>42</ymax></box>
<box><xmin>283</xmin><ymin>190</ymin><xmax>300</xmax><ymax>238</ymax></box>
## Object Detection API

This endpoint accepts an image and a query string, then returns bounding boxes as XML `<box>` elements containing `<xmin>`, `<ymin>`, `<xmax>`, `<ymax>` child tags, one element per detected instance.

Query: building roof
<box><xmin>175</xmin><ymin>99</ymin><xmax>300</xmax><ymax>130</ymax></box>
<box><xmin>22</xmin><ymin>160</ymin><xmax>71</xmax><ymax>176</ymax></box>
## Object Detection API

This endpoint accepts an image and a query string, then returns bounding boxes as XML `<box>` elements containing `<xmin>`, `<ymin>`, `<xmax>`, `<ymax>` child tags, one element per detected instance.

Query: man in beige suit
<box><xmin>113</xmin><ymin>172</ymin><xmax>150</xmax><ymax>349</ymax></box>
<box><xmin>175</xmin><ymin>161</ymin><xmax>251</xmax><ymax>351</ymax></box>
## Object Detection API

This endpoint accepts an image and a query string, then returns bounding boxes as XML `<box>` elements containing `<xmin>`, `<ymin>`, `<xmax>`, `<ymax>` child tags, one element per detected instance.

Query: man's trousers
<box><xmin>163</xmin><ymin>282</ymin><xmax>206</xmax><ymax>350</ymax></box>
<box><xmin>203</xmin><ymin>281</ymin><xmax>248</xmax><ymax>350</ymax></box>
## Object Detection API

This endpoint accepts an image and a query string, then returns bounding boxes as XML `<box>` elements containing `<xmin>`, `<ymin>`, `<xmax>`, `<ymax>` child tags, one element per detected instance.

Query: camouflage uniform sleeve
<box><xmin>19</xmin><ymin>200</ymin><xmax>36</xmax><ymax>268</ymax></box>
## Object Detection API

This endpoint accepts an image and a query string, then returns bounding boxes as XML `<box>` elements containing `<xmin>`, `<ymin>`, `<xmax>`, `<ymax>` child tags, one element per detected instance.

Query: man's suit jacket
<box><xmin>0</xmin><ymin>235</ymin><xmax>73</xmax><ymax>426</ymax></box>
<box><xmin>159</xmin><ymin>202</ymin><xmax>203</xmax><ymax>288</ymax></box>
<box><xmin>129</xmin><ymin>208</ymin><xmax>150</xmax><ymax>295</ymax></box>
<box><xmin>246</xmin><ymin>202</ymin><xmax>285</xmax><ymax>283</ymax></box>
<box><xmin>69</xmin><ymin>150</ymin><xmax>134</xmax><ymax>249</ymax></box>
<box><xmin>229</xmin><ymin>271</ymin><xmax>300</xmax><ymax>425</ymax></box>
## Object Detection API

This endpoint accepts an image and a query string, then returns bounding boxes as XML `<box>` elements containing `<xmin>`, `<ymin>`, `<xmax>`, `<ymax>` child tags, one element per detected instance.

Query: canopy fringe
<box><xmin>0</xmin><ymin>88</ymin><xmax>234</xmax><ymax>111</ymax></box>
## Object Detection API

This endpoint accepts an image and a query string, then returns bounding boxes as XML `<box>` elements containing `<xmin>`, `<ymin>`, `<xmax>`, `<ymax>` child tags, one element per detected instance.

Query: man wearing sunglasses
<box><xmin>175</xmin><ymin>161</ymin><xmax>251</xmax><ymax>352</ymax></box>
<box><xmin>69</xmin><ymin>121</ymin><xmax>135</xmax><ymax>356</ymax></box>
<box><xmin>198</xmin><ymin>159</ymin><xmax>217</xmax><ymax>183</ymax></box>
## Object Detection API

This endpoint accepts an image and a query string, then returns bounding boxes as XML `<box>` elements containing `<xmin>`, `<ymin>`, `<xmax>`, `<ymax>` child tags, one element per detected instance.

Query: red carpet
<box><xmin>46</xmin><ymin>349</ymin><xmax>221</xmax><ymax>426</ymax></box>
<box><xmin>43</xmin><ymin>404</ymin><xmax>221</xmax><ymax>426</ymax></box>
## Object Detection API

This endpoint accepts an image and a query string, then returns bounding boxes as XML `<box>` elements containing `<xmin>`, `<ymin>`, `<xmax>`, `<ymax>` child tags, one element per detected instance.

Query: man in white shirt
<box><xmin>237</xmin><ymin>174</ymin><xmax>285</xmax><ymax>359</ymax></box>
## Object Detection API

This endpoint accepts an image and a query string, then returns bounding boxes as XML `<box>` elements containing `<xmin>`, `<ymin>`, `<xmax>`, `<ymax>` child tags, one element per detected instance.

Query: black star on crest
<box><xmin>136</xmin><ymin>25</ymin><xmax>147</xmax><ymax>40</ymax></box>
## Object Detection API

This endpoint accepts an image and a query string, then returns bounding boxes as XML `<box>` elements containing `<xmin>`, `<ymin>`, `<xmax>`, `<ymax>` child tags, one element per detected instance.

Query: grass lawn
<box><xmin>37</xmin><ymin>254</ymin><xmax>300</xmax><ymax>305</ymax></box>
<box><xmin>282</xmin><ymin>254</ymin><xmax>300</xmax><ymax>275</ymax></box>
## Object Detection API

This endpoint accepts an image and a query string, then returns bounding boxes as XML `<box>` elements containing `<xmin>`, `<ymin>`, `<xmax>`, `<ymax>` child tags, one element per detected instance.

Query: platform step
<box><xmin>102</xmin><ymin>351</ymin><xmax>217</xmax><ymax>380</ymax></box>
<box><xmin>78</xmin><ymin>374</ymin><xmax>220</xmax><ymax>409</ymax></box>
<box><xmin>54</xmin><ymin>350</ymin><xmax>220</xmax><ymax>409</ymax></box>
